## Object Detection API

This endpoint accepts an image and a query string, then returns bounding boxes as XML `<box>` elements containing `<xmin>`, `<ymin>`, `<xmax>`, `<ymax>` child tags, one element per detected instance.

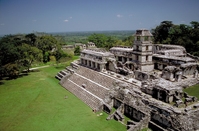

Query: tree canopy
<box><xmin>0</xmin><ymin>34</ymin><xmax>71</xmax><ymax>79</ymax></box>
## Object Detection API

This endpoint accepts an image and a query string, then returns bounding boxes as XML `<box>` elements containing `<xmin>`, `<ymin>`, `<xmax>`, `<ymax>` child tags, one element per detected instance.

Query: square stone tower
<box><xmin>132</xmin><ymin>29</ymin><xmax>154</xmax><ymax>72</ymax></box>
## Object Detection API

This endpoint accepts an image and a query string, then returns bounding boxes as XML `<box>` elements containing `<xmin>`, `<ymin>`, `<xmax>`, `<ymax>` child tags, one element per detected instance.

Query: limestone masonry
<box><xmin>56</xmin><ymin>29</ymin><xmax>199</xmax><ymax>131</ymax></box>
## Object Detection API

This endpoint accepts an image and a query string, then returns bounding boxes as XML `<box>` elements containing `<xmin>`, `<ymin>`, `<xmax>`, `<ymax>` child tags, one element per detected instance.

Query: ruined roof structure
<box><xmin>81</xmin><ymin>49</ymin><xmax>114</xmax><ymax>57</ymax></box>
<box><xmin>56</xmin><ymin>29</ymin><xmax>199</xmax><ymax>131</ymax></box>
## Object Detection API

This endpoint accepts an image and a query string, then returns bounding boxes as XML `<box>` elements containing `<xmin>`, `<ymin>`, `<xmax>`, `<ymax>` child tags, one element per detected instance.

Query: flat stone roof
<box><xmin>153</xmin><ymin>54</ymin><xmax>195</xmax><ymax>62</ymax></box>
<box><xmin>153</xmin><ymin>44</ymin><xmax>186</xmax><ymax>50</ymax></box>
<box><xmin>157</xmin><ymin>49</ymin><xmax>183</xmax><ymax>53</ymax></box>
<box><xmin>134</xmin><ymin>29</ymin><xmax>153</xmax><ymax>36</ymax></box>
<box><xmin>180</xmin><ymin>63</ymin><xmax>198</xmax><ymax>68</ymax></box>
<box><xmin>81</xmin><ymin>49</ymin><xmax>114</xmax><ymax>57</ymax></box>
<box><xmin>110</xmin><ymin>47</ymin><xmax>133</xmax><ymax>52</ymax></box>
<box><xmin>157</xmin><ymin>49</ymin><xmax>185</xmax><ymax>56</ymax></box>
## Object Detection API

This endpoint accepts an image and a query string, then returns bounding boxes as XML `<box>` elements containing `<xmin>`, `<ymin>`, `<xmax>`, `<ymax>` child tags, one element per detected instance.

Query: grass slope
<box><xmin>0</xmin><ymin>66</ymin><xmax>125</xmax><ymax>131</ymax></box>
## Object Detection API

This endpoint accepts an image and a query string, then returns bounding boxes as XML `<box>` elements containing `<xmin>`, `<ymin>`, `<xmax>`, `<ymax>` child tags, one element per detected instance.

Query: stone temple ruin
<box><xmin>56</xmin><ymin>29</ymin><xmax>199</xmax><ymax>131</ymax></box>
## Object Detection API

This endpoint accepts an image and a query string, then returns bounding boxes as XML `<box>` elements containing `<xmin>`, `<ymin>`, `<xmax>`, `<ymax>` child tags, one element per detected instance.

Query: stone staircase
<box><xmin>62</xmin><ymin>78</ymin><xmax>103</xmax><ymax>110</ymax></box>
<box><xmin>69</xmin><ymin>73</ymin><xmax>108</xmax><ymax>99</ymax></box>
<box><xmin>75</xmin><ymin>66</ymin><xmax>114</xmax><ymax>89</ymax></box>
<box><xmin>55</xmin><ymin>65</ymin><xmax>77</xmax><ymax>80</ymax></box>
<box><xmin>59</xmin><ymin>65</ymin><xmax>118</xmax><ymax>110</ymax></box>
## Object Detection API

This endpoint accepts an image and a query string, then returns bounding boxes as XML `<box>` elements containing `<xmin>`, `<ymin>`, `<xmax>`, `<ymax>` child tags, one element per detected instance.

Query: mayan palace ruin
<box><xmin>56</xmin><ymin>29</ymin><xmax>199</xmax><ymax>131</ymax></box>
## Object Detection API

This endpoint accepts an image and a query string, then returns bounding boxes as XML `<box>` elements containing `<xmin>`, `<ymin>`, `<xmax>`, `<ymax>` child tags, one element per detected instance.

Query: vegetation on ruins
<box><xmin>0</xmin><ymin>34</ymin><xmax>72</xmax><ymax>79</ymax></box>
<box><xmin>152</xmin><ymin>21</ymin><xmax>199</xmax><ymax>56</ymax></box>
<box><xmin>0</xmin><ymin>65</ymin><xmax>126</xmax><ymax>131</ymax></box>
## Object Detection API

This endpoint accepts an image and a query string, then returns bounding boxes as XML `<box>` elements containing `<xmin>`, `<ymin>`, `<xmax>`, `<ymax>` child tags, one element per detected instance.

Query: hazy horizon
<box><xmin>1</xmin><ymin>0</ymin><xmax>199</xmax><ymax>35</ymax></box>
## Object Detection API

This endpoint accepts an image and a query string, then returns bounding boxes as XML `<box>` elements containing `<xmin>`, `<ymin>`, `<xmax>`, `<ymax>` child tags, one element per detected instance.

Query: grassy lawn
<box><xmin>183</xmin><ymin>84</ymin><xmax>199</xmax><ymax>99</ymax></box>
<box><xmin>0</xmin><ymin>65</ymin><xmax>125</xmax><ymax>131</ymax></box>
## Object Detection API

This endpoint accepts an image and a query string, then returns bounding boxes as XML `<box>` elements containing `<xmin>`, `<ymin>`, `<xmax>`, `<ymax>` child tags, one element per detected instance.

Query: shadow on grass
<box><xmin>30</xmin><ymin>69</ymin><xmax>40</xmax><ymax>72</ymax></box>
<box><xmin>0</xmin><ymin>70</ymin><xmax>41</xmax><ymax>81</ymax></box>
<box><xmin>4</xmin><ymin>73</ymin><xmax>29</xmax><ymax>80</ymax></box>
<box><xmin>0</xmin><ymin>81</ymin><xmax>4</xmax><ymax>85</ymax></box>
<box><xmin>18</xmin><ymin>73</ymin><xmax>29</xmax><ymax>78</ymax></box>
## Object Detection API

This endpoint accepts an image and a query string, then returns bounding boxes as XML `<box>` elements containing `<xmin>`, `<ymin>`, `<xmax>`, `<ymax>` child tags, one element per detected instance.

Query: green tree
<box><xmin>0</xmin><ymin>35</ymin><xmax>22</xmax><ymax>78</ymax></box>
<box><xmin>122</xmin><ymin>36</ymin><xmax>134</xmax><ymax>46</ymax></box>
<box><xmin>3</xmin><ymin>63</ymin><xmax>19</xmax><ymax>79</ymax></box>
<box><xmin>152</xmin><ymin>21</ymin><xmax>173</xmax><ymax>44</ymax></box>
<box><xmin>87</xmin><ymin>34</ymin><xmax>108</xmax><ymax>48</ymax></box>
<box><xmin>37</xmin><ymin>35</ymin><xmax>58</xmax><ymax>63</ymax></box>
<box><xmin>105</xmin><ymin>36</ymin><xmax>118</xmax><ymax>49</ymax></box>
<box><xmin>54</xmin><ymin>49</ymin><xmax>65</xmax><ymax>63</ymax></box>
<box><xmin>37</xmin><ymin>35</ymin><xmax>57</xmax><ymax>52</ymax></box>
<box><xmin>20</xmin><ymin>43</ymin><xmax>43</xmax><ymax>71</ymax></box>
<box><xmin>74</xmin><ymin>46</ymin><xmax>81</xmax><ymax>55</ymax></box>
<box><xmin>25</xmin><ymin>33</ymin><xmax>37</xmax><ymax>47</ymax></box>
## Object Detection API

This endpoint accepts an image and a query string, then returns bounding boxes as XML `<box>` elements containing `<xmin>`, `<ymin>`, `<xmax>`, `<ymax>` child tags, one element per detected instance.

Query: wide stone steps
<box><xmin>59</xmin><ymin>65</ymin><xmax>118</xmax><ymax>110</ymax></box>
<box><xmin>76</xmin><ymin>66</ymin><xmax>114</xmax><ymax>89</ymax></box>
<box><xmin>63</xmin><ymin>79</ymin><xmax>102</xmax><ymax>110</ymax></box>
<box><xmin>69</xmin><ymin>73</ymin><xmax>108</xmax><ymax>99</ymax></box>
<box><xmin>55</xmin><ymin>69</ymin><xmax>70</xmax><ymax>80</ymax></box>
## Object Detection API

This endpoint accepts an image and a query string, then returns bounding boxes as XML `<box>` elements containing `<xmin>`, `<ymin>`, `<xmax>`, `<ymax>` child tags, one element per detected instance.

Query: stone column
<box><xmin>122</xmin><ymin>57</ymin><xmax>125</xmax><ymax>63</ymax></box>
<box><xmin>80</xmin><ymin>59</ymin><xmax>83</xmax><ymax>65</ymax></box>
<box><xmin>194</xmin><ymin>70</ymin><xmax>198</xmax><ymax>78</ymax></box>
<box><xmin>97</xmin><ymin>63</ymin><xmax>100</xmax><ymax>70</ymax></box>
<box><xmin>100</xmin><ymin>64</ymin><xmax>105</xmax><ymax>72</ymax></box>
<box><xmin>127</xmin><ymin>58</ymin><xmax>129</xmax><ymax>62</ymax></box>
<box><xmin>175</xmin><ymin>71</ymin><xmax>182</xmax><ymax>82</ymax></box>
<box><xmin>91</xmin><ymin>61</ymin><xmax>93</xmax><ymax>68</ymax></box>
<box><xmin>87</xmin><ymin>60</ymin><xmax>90</xmax><ymax>67</ymax></box>
<box><xmin>95</xmin><ymin>62</ymin><xmax>98</xmax><ymax>69</ymax></box>
<box><xmin>157</xmin><ymin>90</ymin><xmax>160</xmax><ymax>100</ymax></box>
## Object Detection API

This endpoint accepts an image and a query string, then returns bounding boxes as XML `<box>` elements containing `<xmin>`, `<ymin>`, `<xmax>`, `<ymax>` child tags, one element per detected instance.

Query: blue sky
<box><xmin>0</xmin><ymin>0</ymin><xmax>199</xmax><ymax>35</ymax></box>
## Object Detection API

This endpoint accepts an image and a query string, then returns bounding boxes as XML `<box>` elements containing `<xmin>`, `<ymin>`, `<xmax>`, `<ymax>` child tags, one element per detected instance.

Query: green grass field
<box><xmin>0</xmin><ymin>65</ymin><xmax>126</xmax><ymax>131</ymax></box>
<box><xmin>183</xmin><ymin>84</ymin><xmax>199</xmax><ymax>99</ymax></box>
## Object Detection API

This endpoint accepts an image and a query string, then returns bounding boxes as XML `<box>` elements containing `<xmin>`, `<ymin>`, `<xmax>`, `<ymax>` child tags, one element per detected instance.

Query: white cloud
<box><xmin>69</xmin><ymin>17</ymin><xmax>72</xmax><ymax>19</ymax></box>
<box><xmin>64</xmin><ymin>19</ymin><xmax>69</xmax><ymax>22</ymax></box>
<box><xmin>116</xmin><ymin>14</ymin><xmax>123</xmax><ymax>18</ymax></box>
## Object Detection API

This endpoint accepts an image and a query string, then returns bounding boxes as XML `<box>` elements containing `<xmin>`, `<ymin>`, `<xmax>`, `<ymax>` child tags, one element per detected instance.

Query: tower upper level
<box><xmin>134</xmin><ymin>29</ymin><xmax>153</xmax><ymax>44</ymax></box>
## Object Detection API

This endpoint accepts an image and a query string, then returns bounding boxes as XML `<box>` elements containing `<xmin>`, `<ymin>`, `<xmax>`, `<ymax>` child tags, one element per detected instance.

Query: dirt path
<box><xmin>29</xmin><ymin>65</ymin><xmax>50</xmax><ymax>70</ymax></box>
